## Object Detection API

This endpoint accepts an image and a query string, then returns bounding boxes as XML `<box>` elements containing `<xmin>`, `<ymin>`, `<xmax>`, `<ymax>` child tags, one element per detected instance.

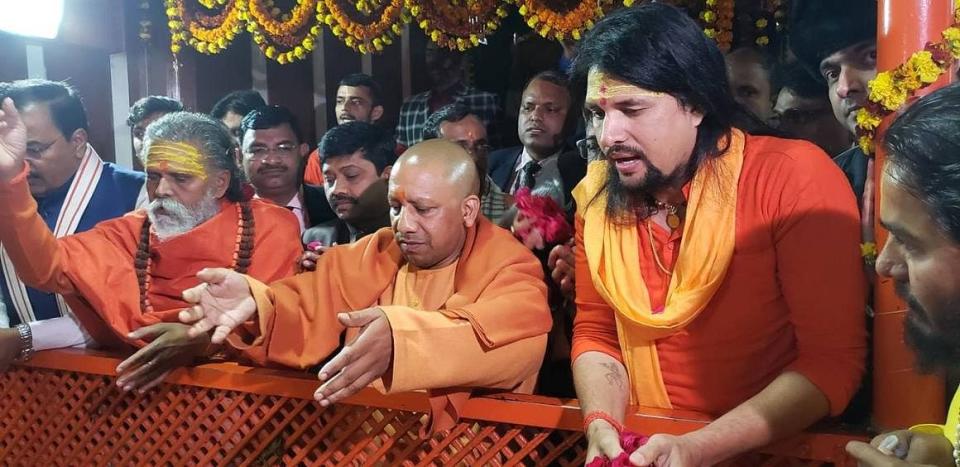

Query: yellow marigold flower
<box><xmin>294</xmin><ymin>46</ymin><xmax>305</xmax><ymax>59</ymax></box>
<box><xmin>470</xmin><ymin>35</ymin><xmax>480</xmax><ymax>45</ymax></box>
<box><xmin>755</xmin><ymin>36</ymin><xmax>769</xmax><ymax>46</ymax></box>
<box><xmin>624</xmin><ymin>0</ymin><xmax>635</xmax><ymax>6</ymax></box>
<box><xmin>359</xmin><ymin>44</ymin><xmax>368</xmax><ymax>54</ymax></box>
<box><xmin>519</xmin><ymin>5</ymin><xmax>527</xmax><ymax>15</ymax></box>
<box><xmin>419</xmin><ymin>19</ymin><xmax>429</xmax><ymax>29</ymax></box>
<box><xmin>265</xmin><ymin>46</ymin><xmax>276</xmax><ymax>59</ymax></box>
<box><xmin>908</xmin><ymin>51</ymin><xmax>943</xmax><ymax>84</ymax></box>
<box><xmin>706</xmin><ymin>0</ymin><xmax>717</xmax><ymax>5</ymax></box>
<box><xmin>703</xmin><ymin>10</ymin><xmax>717</xmax><ymax>23</ymax></box>
<box><xmin>856</xmin><ymin>109</ymin><xmax>882</xmax><ymax>131</ymax></box>
<box><xmin>942</xmin><ymin>27</ymin><xmax>960</xmax><ymax>57</ymax></box>
<box><xmin>170</xmin><ymin>43</ymin><xmax>181</xmax><ymax>54</ymax></box>
<box><xmin>858</xmin><ymin>135</ymin><xmax>874</xmax><ymax>154</ymax></box>
<box><xmin>430</xmin><ymin>30</ymin><xmax>440</xmax><ymax>41</ymax></box>
<box><xmin>868</xmin><ymin>72</ymin><xmax>909</xmax><ymax>112</ymax></box>
<box><xmin>704</xmin><ymin>28</ymin><xmax>717</xmax><ymax>38</ymax></box>
<box><xmin>527</xmin><ymin>16</ymin><xmax>540</xmax><ymax>28</ymax></box>
<box><xmin>572</xmin><ymin>29</ymin><xmax>581</xmax><ymax>40</ymax></box>
<box><xmin>755</xmin><ymin>18</ymin><xmax>768</xmax><ymax>28</ymax></box>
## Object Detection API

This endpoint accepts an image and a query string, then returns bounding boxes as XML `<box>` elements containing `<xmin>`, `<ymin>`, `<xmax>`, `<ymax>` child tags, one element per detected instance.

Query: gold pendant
<box><xmin>667</xmin><ymin>213</ymin><xmax>681</xmax><ymax>230</ymax></box>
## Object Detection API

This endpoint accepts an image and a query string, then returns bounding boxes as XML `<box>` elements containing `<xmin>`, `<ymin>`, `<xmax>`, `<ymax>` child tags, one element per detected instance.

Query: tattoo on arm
<box><xmin>601</xmin><ymin>362</ymin><xmax>625</xmax><ymax>389</ymax></box>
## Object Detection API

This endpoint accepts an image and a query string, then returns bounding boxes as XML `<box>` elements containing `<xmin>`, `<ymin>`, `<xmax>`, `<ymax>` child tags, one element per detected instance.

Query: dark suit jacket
<box><xmin>303</xmin><ymin>183</ymin><xmax>336</xmax><ymax>228</ymax></box>
<box><xmin>487</xmin><ymin>146</ymin><xmax>523</xmax><ymax>192</ymax></box>
<box><xmin>834</xmin><ymin>146</ymin><xmax>868</xmax><ymax>211</ymax></box>
<box><xmin>487</xmin><ymin>145</ymin><xmax>586</xmax><ymax>208</ymax></box>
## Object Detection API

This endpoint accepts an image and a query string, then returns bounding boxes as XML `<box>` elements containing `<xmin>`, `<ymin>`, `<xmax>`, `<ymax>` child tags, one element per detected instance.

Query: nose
<box><xmin>835</xmin><ymin>66</ymin><xmax>864</xmax><ymax>100</ymax></box>
<box><xmin>329</xmin><ymin>179</ymin><xmax>348</xmax><ymax>197</ymax></box>
<box><xmin>263</xmin><ymin>150</ymin><xmax>283</xmax><ymax>166</ymax></box>
<box><xmin>875</xmin><ymin>237</ymin><xmax>907</xmax><ymax>280</ymax></box>
<box><xmin>395</xmin><ymin>206</ymin><xmax>417</xmax><ymax>233</ymax></box>
<box><xmin>154</xmin><ymin>176</ymin><xmax>174</xmax><ymax>198</ymax></box>
<box><xmin>597</xmin><ymin>113</ymin><xmax>627</xmax><ymax>151</ymax></box>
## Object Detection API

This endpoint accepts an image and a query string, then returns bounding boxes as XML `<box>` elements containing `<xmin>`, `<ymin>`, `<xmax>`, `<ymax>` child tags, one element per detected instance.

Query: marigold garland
<box><xmin>855</xmin><ymin>6</ymin><xmax>960</xmax><ymax>154</ymax></box>
<box><xmin>408</xmin><ymin>0</ymin><xmax>506</xmax><ymax>51</ymax></box>
<box><xmin>512</xmin><ymin>0</ymin><xmax>612</xmax><ymax>42</ymax></box>
<box><xmin>318</xmin><ymin>0</ymin><xmax>409</xmax><ymax>54</ymax></box>
<box><xmin>245</xmin><ymin>0</ymin><xmax>322</xmax><ymax>63</ymax></box>
<box><xmin>701</xmin><ymin>0</ymin><xmax>734</xmax><ymax>52</ymax></box>
<box><xmin>166</xmin><ymin>0</ymin><xmax>246</xmax><ymax>55</ymax></box>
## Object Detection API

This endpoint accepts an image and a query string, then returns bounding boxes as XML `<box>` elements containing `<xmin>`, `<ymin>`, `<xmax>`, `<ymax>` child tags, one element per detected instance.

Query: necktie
<box><xmin>521</xmin><ymin>160</ymin><xmax>541</xmax><ymax>190</ymax></box>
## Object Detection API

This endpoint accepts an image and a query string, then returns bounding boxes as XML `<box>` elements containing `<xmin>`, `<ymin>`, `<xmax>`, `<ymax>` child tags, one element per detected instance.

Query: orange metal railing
<box><xmin>0</xmin><ymin>350</ymin><xmax>866</xmax><ymax>466</ymax></box>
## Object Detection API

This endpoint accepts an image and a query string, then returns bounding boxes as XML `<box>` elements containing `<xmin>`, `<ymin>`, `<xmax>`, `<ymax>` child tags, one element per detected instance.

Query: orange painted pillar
<box><xmin>872</xmin><ymin>0</ymin><xmax>953</xmax><ymax>430</ymax></box>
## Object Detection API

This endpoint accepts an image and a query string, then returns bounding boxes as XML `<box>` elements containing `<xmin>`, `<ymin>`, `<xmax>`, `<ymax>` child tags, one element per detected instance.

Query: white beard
<box><xmin>147</xmin><ymin>194</ymin><xmax>221</xmax><ymax>241</ymax></box>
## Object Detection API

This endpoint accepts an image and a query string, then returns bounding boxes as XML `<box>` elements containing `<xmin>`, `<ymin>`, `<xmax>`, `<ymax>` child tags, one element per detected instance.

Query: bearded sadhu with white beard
<box><xmin>0</xmin><ymin>104</ymin><xmax>301</xmax><ymax>391</ymax></box>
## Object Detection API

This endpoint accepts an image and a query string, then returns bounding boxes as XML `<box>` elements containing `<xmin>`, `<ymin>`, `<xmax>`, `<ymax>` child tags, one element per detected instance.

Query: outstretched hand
<box><xmin>179</xmin><ymin>268</ymin><xmax>256</xmax><ymax>344</ymax></box>
<box><xmin>314</xmin><ymin>308</ymin><xmax>393</xmax><ymax>407</ymax></box>
<box><xmin>0</xmin><ymin>98</ymin><xmax>27</xmax><ymax>181</ymax></box>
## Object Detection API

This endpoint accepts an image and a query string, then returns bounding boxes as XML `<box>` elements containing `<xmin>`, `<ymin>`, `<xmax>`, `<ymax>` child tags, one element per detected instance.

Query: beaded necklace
<box><xmin>136</xmin><ymin>202</ymin><xmax>254</xmax><ymax>313</ymax></box>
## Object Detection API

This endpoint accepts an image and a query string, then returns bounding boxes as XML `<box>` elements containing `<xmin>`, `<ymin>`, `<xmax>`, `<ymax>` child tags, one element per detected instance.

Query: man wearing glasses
<box><xmin>0</xmin><ymin>79</ymin><xmax>143</xmax><ymax>337</ymax></box>
<box><xmin>240</xmin><ymin>105</ymin><xmax>334</xmax><ymax>233</ymax></box>
<box><xmin>422</xmin><ymin>103</ymin><xmax>512</xmax><ymax>224</ymax></box>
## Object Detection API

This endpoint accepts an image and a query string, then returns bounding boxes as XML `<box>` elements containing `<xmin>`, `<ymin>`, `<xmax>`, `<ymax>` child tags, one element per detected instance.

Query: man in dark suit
<box><xmin>488</xmin><ymin>71</ymin><xmax>584</xmax><ymax>207</ymax></box>
<box><xmin>302</xmin><ymin>122</ymin><xmax>394</xmax><ymax>249</ymax></box>
<box><xmin>239</xmin><ymin>105</ymin><xmax>335</xmax><ymax>233</ymax></box>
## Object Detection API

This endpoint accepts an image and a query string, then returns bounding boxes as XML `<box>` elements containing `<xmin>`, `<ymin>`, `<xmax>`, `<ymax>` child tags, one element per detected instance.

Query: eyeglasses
<box><xmin>25</xmin><ymin>140</ymin><xmax>57</xmax><ymax>159</ymax></box>
<box><xmin>246</xmin><ymin>143</ymin><xmax>299</xmax><ymax>159</ymax></box>
<box><xmin>576</xmin><ymin>136</ymin><xmax>601</xmax><ymax>161</ymax></box>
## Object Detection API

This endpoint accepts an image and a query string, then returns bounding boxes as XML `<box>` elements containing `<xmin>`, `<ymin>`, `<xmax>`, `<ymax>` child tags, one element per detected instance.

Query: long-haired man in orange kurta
<box><xmin>0</xmin><ymin>106</ymin><xmax>302</xmax><ymax>392</ymax></box>
<box><xmin>570</xmin><ymin>4</ymin><xmax>867</xmax><ymax>466</ymax></box>
<box><xmin>179</xmin><ymin>139</ymin><xmax>552</xmax><ymax>433</ymax></box>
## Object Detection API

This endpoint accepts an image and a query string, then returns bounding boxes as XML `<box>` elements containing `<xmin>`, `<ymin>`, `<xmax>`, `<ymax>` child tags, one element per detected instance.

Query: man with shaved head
<box><xmin>179</xmin><ymin>140</ymin><xmax>551</xmax><ymax>432</ymax></box>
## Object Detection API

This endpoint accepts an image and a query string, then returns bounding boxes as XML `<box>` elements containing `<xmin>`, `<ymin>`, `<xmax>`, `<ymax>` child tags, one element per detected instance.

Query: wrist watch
<box><xmin>14</xmin><ymin>323</ymin><xmax>34</xmax><ymax>361</ymax></box>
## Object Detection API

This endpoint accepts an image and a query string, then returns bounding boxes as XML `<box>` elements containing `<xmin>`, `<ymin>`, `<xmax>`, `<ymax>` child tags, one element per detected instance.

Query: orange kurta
<box><xmin>303</xmin><ymin>149</ymin><xmax>323</xmax><ymax>186</ymax></box>
<box><xmin>231</xmin><ymin>217</ymin><xmax>551</xmax><ymax>430</ymax></box>
<box><xmin>572</xmin><ymin>134</ymin><xmax>867</xmax><ymax>417</ymax></box>
<box><xmin>0</xmin><ymin>165</ymin><xmax>302</xmax><ymax>349</ymax></box>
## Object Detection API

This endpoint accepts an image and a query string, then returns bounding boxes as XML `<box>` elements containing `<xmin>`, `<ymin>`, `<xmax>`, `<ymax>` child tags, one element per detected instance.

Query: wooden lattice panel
<box><xmin>0</xmin><ymin>365</ymin><xmax>587</xmax><ymax>466</ymax></box>
<box><xmin>0</xmin><ymin>351</ymin><xmax>865</xmax><ymax>466</ymax></box>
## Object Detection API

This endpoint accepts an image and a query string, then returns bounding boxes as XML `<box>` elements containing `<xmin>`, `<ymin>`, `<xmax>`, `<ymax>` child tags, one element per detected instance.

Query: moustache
<box><xmin>258</xmin><ymin>164</ymin><xmax>288</xmax><ymax>173</ymax></box>
<box><xmin>605</xmin><ymin>144</ymin><xmax>647</xmax><ymax>159</ymax></box>
<box><xmin>330</xmin><ymin>194</ymin><xmax>359</xmax><ymax>205</ymax></box>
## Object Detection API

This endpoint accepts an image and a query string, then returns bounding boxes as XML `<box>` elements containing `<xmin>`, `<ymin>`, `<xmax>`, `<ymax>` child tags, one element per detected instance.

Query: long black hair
<box><xmin>570</xmin><ymin>3</ymin><xmax>756</xmax><ymax>221</ymax></box>
<box><xmin>884</xmin><ymin>82</ymin><xmax>960</xmax><ymax>243</ymax></box>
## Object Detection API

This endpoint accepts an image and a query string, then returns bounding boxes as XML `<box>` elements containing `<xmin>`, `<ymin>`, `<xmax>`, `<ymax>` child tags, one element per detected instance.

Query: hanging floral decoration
<box><xmin>771</xmin><ymin>0</ymin><xmax>787</xmax><ymax>32</ymax></box>
<box><xmin>165</xmin><ymin>0</ymin><xmax>246</xmax><ymax>55</ymax></box>
<box><xmin>139</xmin><ymin>0</ymin><xmax>153</xmax><ymax>43</ymax></box>
<box><xmin>700</xmin><ymin>0</ymin><xmax>734</xmax><ymax>52</ymax></box>
<box><xmin>318</xmin><ymin>0</ymin><xmax>409</xmax><ymax>54</ymax></box>
<box><xmin>855</xmin><ymin>6</ymin><xmax>960</xmax><ymax>154</ymax></box>
<box><xmin>408</xmin><ymin>0</ymin><xmax>507</xmax><ymax>51</ymax></box>
<box><xmin>246</xmin><ymin>0</ymin><xmax>323</xmax><ymax>63</ymax></box>
<box><xmin>512</xmin><ymin>0</ymin><xmax>612</xmax><ymax>41</ymax></box>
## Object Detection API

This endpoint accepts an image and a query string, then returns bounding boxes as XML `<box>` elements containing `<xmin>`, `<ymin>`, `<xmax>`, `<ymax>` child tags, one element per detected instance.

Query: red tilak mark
<box><xmin>159</xmin><ymin>161</ymin><xmax>169</xmax><ymax>171</ymax></box>
<box><xmin>599</xmin><ymin>98</ymin><xmax>608</xmax><ymax>106</ymax></box>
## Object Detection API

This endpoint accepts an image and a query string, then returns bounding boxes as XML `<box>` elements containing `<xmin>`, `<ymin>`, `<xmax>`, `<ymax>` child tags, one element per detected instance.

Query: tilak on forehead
<box><xmin>145</xmin><ymin>140</ymin><xmax>208</xmax><ymax>180</ymax></box>
<box><xmin>587</xmin><ymin>68</ymin><xmax>664</xmax><ymax>106</ymax></box>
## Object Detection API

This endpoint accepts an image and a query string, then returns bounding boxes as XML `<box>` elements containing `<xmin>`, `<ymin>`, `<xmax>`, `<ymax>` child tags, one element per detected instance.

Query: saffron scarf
<box><xmin>573</xmin><ymin>129</ymin><xmax>745</xmax><ymax>408</ymax></box>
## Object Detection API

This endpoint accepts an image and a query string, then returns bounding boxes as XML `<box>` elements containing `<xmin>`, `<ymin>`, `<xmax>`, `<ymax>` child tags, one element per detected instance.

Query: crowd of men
<box><xmin>1</xmin><ymin>0</ymin><xmax>959</xmax><ymax>465</ymax></box>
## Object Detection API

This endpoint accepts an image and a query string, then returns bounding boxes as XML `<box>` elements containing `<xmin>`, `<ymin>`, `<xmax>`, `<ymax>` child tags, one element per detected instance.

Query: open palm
<box><xmin>180</xmin><ymin>268</ymin><xmax>257</xmax><ymax>344</ymax></box>
<box><xmin>0</xmin><ymin>98</ymin><xmax>27</xmax><ymax>179</ymax></box>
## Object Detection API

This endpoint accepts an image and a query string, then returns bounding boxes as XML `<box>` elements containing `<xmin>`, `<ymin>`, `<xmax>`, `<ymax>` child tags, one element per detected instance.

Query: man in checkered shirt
<box><xmin>395</xmin><ymin>43</ymin><xmax>500</xmax><ymax>149</ymax></box>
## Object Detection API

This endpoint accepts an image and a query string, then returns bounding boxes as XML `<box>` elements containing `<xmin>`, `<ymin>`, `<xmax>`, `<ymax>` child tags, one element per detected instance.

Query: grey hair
<box><xmin>142</xmin><ymin>111</ymin><xmax>246</xmax><ymax>202</ymax></box>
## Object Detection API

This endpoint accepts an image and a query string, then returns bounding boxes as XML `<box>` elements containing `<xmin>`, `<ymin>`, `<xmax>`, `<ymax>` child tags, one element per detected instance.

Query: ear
<box><xmin>371</xmin><ymin>105</ymin><xmax>384</xmax><ymax>123</ymax></box>
<box><xmin>70</xmin><ymin>129</ymin><xmax>89</xmax><ymax>158</ymax></box>
<box><xmin>379</xmin><ymin>164</ymin><xmax>392</xmax><ymax>180</ymax></box>
<box><xmin>210</xmin><ymin>169</ymin><xmax>231</xmax><ymax>199</ymax></box>
<box><xmin>461</xmin><ymin>194</ymin><xmax>481</xmax><ymax>228</ymax></box>
<box><xmin>298</xmin><ymin>143</ymin><xmax>309</xmax><ymax>158</ymax></box>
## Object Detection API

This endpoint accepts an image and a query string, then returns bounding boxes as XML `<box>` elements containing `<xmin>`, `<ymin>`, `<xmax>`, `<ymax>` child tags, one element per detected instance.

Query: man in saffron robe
<box><xmin>0</xmin><ymin>80</ymin><xmax>145</xmax><ymax>336</ymax></box>
<box><xmin>571</xmin><ymin>5</ymin><xmax>866</xmax><ymax>465</ymax></box>
<box><xmin>0</xmin><ymin>106</ymin><xmax>301</xmax><ymax>390</ymax></box>
<box><xmin>180</xmin><ymin>140</ymin><xmax>551</xmax><ymax>432</ymax></box>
